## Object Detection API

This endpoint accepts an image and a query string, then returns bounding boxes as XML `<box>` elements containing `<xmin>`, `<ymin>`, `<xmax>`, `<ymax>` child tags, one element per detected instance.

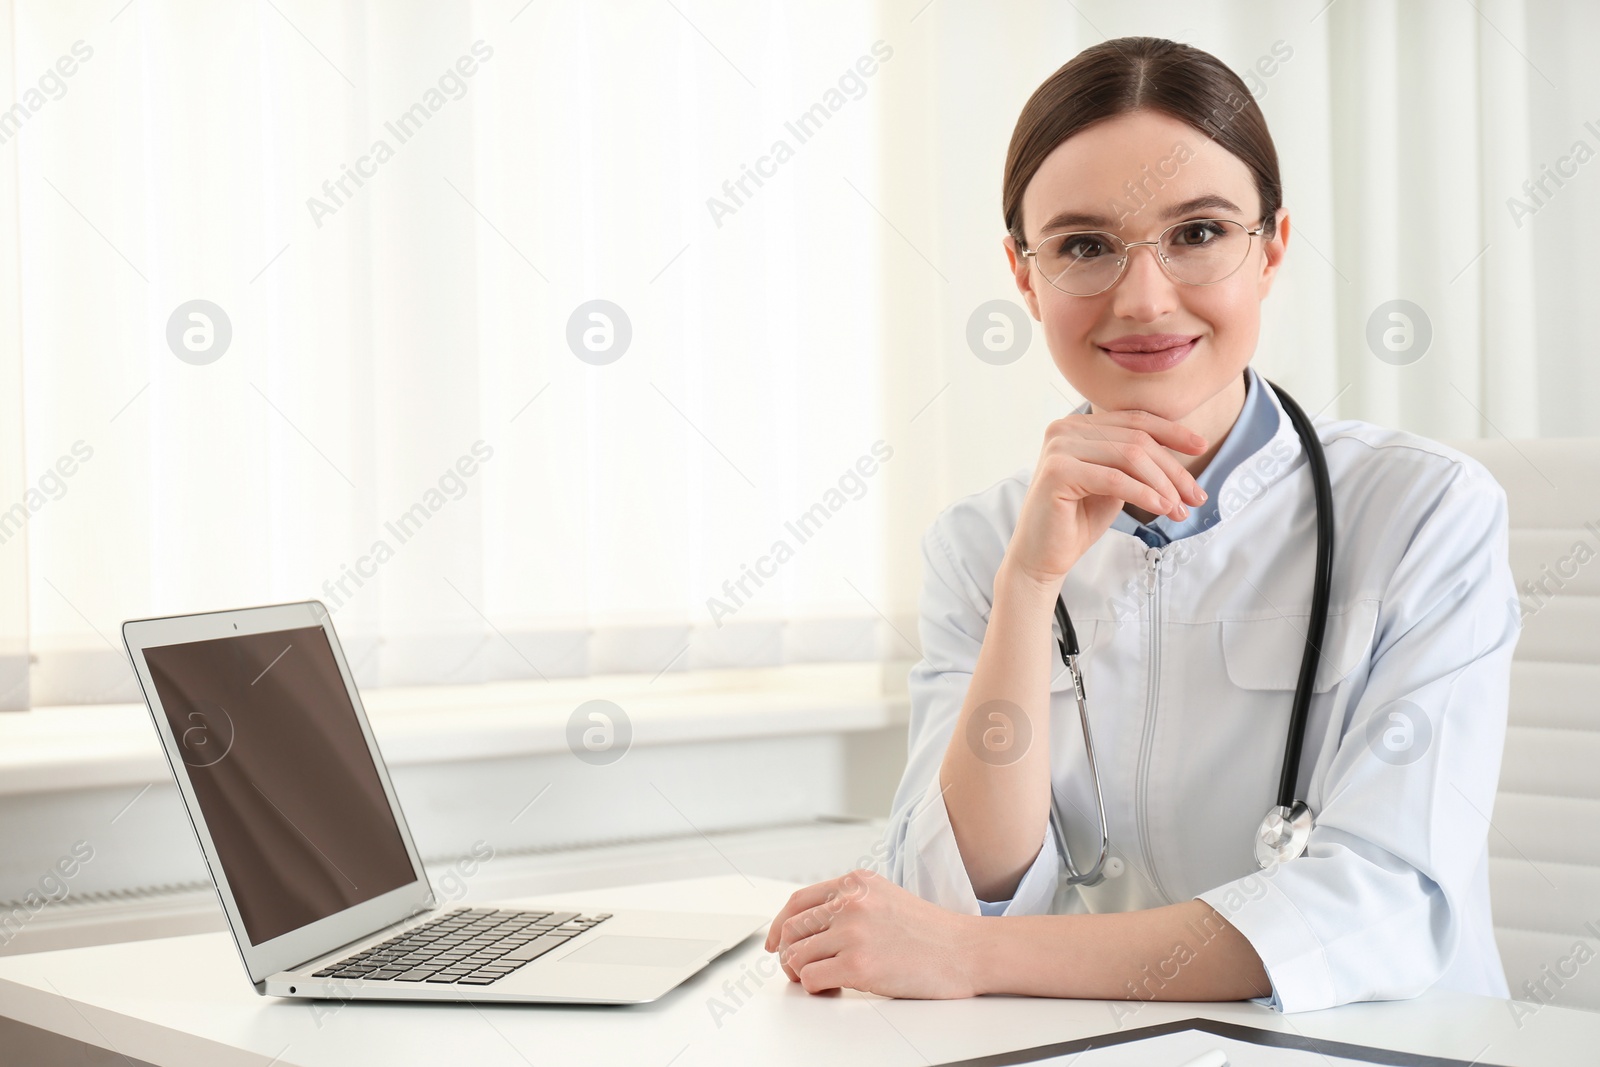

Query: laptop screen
<box><xmin>143</xmin><ymin>625</ymin><xmax>418</xmax><ymax>945</ymax></box>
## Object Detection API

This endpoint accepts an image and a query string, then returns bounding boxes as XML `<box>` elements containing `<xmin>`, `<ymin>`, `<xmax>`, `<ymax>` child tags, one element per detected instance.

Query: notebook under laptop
<box><xmin>121</xmin><ymin>599</ymin><xmax>767</xmax><ymax>1004</ymax></box>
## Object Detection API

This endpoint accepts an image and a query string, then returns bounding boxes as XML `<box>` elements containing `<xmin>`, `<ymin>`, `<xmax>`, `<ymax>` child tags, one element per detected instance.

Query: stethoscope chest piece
<box><xmin>1254</xmin><ymin>799</ymin><xmax>1313</xmax><ymax>869</ymax></box>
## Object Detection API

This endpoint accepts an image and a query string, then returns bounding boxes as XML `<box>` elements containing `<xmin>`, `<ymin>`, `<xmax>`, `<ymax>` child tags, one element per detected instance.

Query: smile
<box><xmin>1096</xmin><ymin>335</ymin><xmax>1200</xmax><ymax>372</ymax></box>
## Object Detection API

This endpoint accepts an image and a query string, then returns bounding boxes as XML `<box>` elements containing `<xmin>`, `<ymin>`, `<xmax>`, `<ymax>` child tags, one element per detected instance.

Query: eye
<box><xmin>1060</xmin><ymin>234</ymin><xmax>1113</xmax><ymax>260</ymax></box>
<box><xmin>1170</xmin><ymin>220</ymin><xmax>1228</xmax><ymax>246</ymax></box>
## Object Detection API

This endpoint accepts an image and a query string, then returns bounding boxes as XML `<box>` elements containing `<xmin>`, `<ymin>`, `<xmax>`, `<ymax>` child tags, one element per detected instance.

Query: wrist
<box><xmin>995</xmin><ymin>559</ymin><xmax>1064</xmax><ymax>615</ymax></box>
<box><xmin>958</xmin><ymin>912</ymin><xmax>1006</xmax><ymax>996</ymax></box>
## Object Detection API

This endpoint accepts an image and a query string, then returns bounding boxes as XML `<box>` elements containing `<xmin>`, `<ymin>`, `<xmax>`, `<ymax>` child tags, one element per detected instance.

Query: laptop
<box><xmin>121</xmin><ymin>600</ymin><xmax>768</xmax><ymax>1004</ymax></box>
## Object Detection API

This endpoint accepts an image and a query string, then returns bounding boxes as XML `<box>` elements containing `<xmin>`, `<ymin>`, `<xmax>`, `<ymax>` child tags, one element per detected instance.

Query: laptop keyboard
<box><xmin>311</xmin><ymin>907</ymin><xmax>612</xmax><ymax>986</ymax></box>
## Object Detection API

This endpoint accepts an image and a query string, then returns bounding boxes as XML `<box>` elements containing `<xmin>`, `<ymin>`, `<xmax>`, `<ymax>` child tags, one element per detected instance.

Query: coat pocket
<box><xmin>1220</xmin><ymin>599</ymin><xmax>1380</xmax><ymax>693</ymax></box>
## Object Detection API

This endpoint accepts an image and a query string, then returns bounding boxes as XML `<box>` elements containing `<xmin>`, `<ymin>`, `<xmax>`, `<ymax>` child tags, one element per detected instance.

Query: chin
<box><xmin>1082</xmin><ymin>342</ymin><xmax>1250</xmax><ymax>418</ymax></box>
<box><xmin>1074</xmin><ymin>368</ymin><xmax>1203</xmax><ymax>421</ymax></box>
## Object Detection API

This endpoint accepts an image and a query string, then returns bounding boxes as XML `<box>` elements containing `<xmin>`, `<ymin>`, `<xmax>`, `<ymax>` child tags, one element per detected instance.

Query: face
<box><xmin>1003</xmin><ymin>109</ymin><xmax>1289</xmax><ymax>426</ymax></box>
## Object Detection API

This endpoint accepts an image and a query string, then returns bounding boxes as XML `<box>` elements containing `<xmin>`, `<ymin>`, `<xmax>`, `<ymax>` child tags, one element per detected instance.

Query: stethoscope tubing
<box><xmin>1266</xmin><ymin>381</ymin><xmax>1334</xmax><ymax>812</ymax></box>
<box><xmin>1049</xmin><ymin>378</ymin><xmax>1333</xmax><ymax>882</ymax></box>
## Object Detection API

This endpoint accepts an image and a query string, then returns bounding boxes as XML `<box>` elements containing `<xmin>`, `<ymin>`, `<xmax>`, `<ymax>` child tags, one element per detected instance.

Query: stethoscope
<box><xmin>1049</xmin><ymin>380</ymin><xmax>1334</xmax><ymax>886</ymax></box>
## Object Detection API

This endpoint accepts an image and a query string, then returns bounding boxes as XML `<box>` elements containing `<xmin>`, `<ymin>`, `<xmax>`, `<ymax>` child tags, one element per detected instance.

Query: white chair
<box><xmin>1447</xmin><ymin>437</ymin><xmax>1600</xmax><ymax>1014</ymax></box>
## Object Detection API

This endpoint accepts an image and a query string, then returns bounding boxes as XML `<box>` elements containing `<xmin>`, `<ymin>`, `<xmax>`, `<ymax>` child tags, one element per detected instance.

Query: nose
<box><xmin>1108</xmin><ymin>241</ymin><xmax>1181</xmax><ymax>321</ymax></box>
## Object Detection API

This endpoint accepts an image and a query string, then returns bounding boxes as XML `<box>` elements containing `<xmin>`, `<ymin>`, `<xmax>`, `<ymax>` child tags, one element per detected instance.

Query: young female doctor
<box><xmin>765</xmin><ymin>37</ymin><xmax>1518</xmax><ymax>1013</ymax></box>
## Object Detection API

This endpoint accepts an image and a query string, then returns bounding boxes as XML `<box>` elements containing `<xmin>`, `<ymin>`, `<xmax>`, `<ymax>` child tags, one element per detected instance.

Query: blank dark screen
<box><xmin>143</xmin><ymin>625</ymin><xmax>417</xmax><ymax>945</ymax></box>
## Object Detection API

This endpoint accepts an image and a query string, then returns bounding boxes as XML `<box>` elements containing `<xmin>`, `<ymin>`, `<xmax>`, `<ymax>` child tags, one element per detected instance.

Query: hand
<box><xmin>763</xmin><ymin>869</ymin><xmax>983</xmax><ymax>999</ymax></box>
<box><xmin>1006</xmin><ymin>409</ymin><xmax>1209</xmax><ymax>589</ymax></box>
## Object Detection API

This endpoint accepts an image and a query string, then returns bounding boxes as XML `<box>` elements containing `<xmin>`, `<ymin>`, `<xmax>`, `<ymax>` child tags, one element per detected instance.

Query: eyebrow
<box><xmin>1035</xmin><ymin>195</ymin><xmax>1245</xmax><ymax>237</ymax></box>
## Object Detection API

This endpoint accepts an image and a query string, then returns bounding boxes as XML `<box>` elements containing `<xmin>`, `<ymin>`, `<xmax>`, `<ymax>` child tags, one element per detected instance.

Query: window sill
<box><xmin>0</xmin><ymin>661</ymin><xmax>913</xmax><ymax>797</ymax></box>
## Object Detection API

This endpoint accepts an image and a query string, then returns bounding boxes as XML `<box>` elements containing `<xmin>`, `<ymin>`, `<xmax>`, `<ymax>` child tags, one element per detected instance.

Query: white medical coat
<box><xmin>881</xmin><ymin>380</ymin><xmax>1517</xmax><ymax>1013</ymax></box>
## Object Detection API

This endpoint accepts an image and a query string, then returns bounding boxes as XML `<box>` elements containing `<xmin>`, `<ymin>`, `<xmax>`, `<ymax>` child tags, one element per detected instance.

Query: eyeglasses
<box><xmin>1019</xmin><ymin>218</ymin><xmax>1267</xmax><ymax>297</ymax></box>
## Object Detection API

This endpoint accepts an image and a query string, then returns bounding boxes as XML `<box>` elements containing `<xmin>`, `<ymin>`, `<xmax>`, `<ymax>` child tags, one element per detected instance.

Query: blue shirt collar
<box><xmin>1072</xmin><ymin>366</ymin><xmax>1281</xmax><ymax>547</ymax></box>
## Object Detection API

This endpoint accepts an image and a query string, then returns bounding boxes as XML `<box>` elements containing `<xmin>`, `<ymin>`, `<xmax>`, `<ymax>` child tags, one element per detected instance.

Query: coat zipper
<box><xmin>1134</xmin><ymin>544</ymin><xmax>1175</xmax><ymax>904</ymax></box>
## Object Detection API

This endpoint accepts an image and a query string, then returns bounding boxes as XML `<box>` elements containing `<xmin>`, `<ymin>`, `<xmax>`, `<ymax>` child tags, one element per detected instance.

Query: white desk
<box><xmin>0</xmin><ymin>875</ymin><xmax>1594</xmax><ymax>1066</ymax></box>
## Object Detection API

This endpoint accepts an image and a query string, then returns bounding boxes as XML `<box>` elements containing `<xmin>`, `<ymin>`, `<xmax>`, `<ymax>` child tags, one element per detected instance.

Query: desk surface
<box><xmin>0</xmin><ymin>875</ymin><xmax>1595</xmax><ymax>1067</ymax></box>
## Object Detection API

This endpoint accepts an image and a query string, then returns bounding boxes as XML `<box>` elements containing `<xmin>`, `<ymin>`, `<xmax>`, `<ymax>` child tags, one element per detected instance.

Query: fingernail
<box><xmin>1199</xmin><ymin>488</ymin><xmax>1208</xmax><ymax>502</ymax></box>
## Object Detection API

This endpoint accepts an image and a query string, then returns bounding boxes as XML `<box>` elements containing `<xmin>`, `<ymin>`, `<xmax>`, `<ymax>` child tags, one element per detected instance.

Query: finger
<box><xmin>779</xmin><ymin>928</ymin><xmax>844</xmax><ymax>978</ymax></box>
<box><xmin>1051</xmin><ymin>453</ymin><xmax>1177</xmax><ymax>519</ymax></box>
<box><xmin>1080</xmin><ymin>408</ymin><xmax>1208</xmax><ymax>455</ymax></box>
<box><xmin>1136</xmin><ymin>436</ymin><xmax>1206</xmax><ymax>508</ymax></box>
<box><xmin>797</xmin><ymin>955</ymin><xmax>853</xmax><ymax>994</ymax></box>
<box><xmin>1088</xmin><ymin>428</ymin><xmax>1205</xmax><ymax>508</ymax></box>
<box><xmin>777</xmin><ymin>900</ymin><xmax>839</xmax><ymax>958</ymax></box>
<box><xmin>1072</xmin><ymin>439</ymin><xmax>1190</xmax><ymax>520</ymax></box>
<box><xmin>776</xmin><ymin>907</ymin><xmax>835</xmax><ymax>982</ymax></box>
<box><xmin>765</xmin><ymin>877</ymin><xmax>850</xmax><ymax>951</ymax></box>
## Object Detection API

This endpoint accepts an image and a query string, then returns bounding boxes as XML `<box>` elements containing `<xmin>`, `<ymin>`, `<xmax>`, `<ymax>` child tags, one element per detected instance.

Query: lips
<box><xmin>1096</xmin><ymin>334</ymin><xmax>1200</xmax><ymax>373</ymax></box>
<box><xmin>1097</xmin><ymin>333</ymin><xmax>1200</xmax><ymax>353</ymax></box>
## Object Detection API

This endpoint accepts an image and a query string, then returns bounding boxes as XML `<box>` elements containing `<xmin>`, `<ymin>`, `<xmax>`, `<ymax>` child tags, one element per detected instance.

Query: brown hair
<box><xmin>1002</xmin><ymin>37</ymin><xmax>1281</xmax><ymax>246</ymax></box>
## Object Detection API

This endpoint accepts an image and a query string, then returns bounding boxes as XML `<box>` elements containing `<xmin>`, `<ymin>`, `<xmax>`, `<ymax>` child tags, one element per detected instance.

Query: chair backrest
<box><xmin>1445</xmin><ymin>436</ymin><xmax>1600</xmax><ymax>1013</ymax></box>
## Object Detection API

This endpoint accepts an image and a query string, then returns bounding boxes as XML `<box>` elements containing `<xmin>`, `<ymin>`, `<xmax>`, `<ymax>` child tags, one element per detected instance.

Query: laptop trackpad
<box><xmin>560</xmin><ymin>935</ymin><xmax>720</xmax><ymax>967</ymax></box>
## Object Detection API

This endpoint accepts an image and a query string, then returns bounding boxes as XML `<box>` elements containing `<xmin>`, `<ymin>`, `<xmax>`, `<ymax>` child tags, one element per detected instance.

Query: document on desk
<box><xmin>930</xmin><ymin>1019</ymin><xmax>1512</xmax><ymax>1067</ymax></box>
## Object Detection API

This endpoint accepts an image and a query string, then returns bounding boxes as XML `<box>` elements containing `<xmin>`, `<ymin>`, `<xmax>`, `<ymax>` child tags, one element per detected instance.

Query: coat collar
<box><xmin>1213</xmin><ymin>371</ymin><xmax>1312</xmax><ymax>527</ymax></box>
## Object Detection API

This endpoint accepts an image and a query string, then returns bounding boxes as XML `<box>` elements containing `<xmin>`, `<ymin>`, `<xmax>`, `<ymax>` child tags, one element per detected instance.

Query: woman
<box><xmin>765</xmin><ymin>37</ymin><xmax>1517</xmax><ymax>1013</ymax></box>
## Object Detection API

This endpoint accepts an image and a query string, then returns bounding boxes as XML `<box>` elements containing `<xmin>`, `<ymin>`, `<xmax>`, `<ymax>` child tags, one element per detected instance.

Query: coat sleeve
<box><xmin>1198</xmin><ymin>460</ymin><xmax>1517</xmax><ymax>1013</ymax></box>
<box><xmin>875</xmin><ymin>512</ymin><xmax>1062</xmax><ymax>916</ymax></box>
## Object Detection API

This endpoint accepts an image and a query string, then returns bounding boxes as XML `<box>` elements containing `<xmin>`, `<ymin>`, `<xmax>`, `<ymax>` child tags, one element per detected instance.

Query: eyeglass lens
<box><xmin>1033</xmin><ymin>220</ymin><xmax>1254</xmax><ymax>295</ymax></box>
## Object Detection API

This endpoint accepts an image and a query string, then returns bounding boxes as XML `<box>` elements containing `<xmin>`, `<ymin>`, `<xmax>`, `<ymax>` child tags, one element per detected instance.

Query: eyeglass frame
<box><xmin>1016</xmin><ymin>215</ymin><xmax>1270</xmax><ymax>297</ymax></box>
